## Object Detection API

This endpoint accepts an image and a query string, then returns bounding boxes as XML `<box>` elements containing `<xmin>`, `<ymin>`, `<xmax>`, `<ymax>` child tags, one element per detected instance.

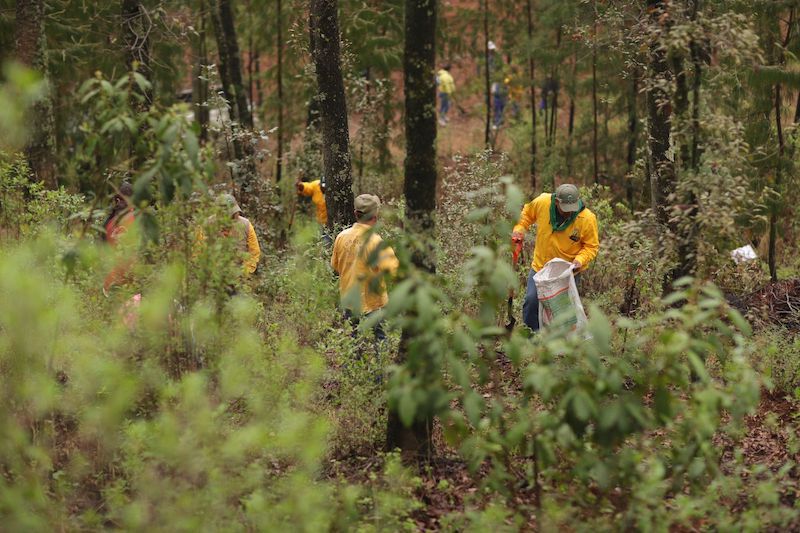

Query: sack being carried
<box><xmin>533</xmin><ymin>258</ymin><xmax>588</xmax><ymax>332</ymax></box>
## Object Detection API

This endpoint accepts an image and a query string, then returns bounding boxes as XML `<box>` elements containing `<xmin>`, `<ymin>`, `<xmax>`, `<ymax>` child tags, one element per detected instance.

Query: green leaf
<box><xmin>464</xmin><ymin>391</ymin><xmax>484</xmax><ymax>426</ymax></box>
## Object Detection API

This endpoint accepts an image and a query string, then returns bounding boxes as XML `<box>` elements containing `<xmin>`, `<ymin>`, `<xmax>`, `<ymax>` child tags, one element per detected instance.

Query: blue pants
<box><xmin>493</xmin><ymin>94</ymin><xmax>506</xmax><ymax>126</ymax></box>
<box><xmin>439</xmin><ymin>92</ymin><xmax>451</xmax><ymax>119</ymax></box>
<box><xmin>522</xmin><ymin>269</ymin><xmax>581</xmax><ymax>332</ymax></box>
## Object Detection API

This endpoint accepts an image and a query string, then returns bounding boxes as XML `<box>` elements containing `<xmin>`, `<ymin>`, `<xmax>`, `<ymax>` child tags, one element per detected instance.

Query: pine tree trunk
<box><xmin>193</xmin><ymin>0</ymin><xmax>210</xmax><ymax>143</ymax></box>
<box><xmin>217</xmin><ymin>0</ymin><xmax>252</xmax><ymax>129</ymax></box>
<box><xmin>646</xmin><ymin>0</ymin><xmax>675</xmax><ymax>231</ymax></box>
<box><xmin>591</xmin><ymin>0</ymin><xmax>599</xmax><ymax>184</ymax></box>
<box><xmin>276</xmin><ymin>0</ymin><xmax>284</xmax><ymax>182</ymax></box>
<box><xmin>385</xmin><ymin>0</ymin><xmax>437</xmax><ymax>462</ymax></box>
<box><xmin>483</xmin><ymin>0</ymin><xmax>491</xmax><ymax>148</ymax></box>
<box><xmin>768</xmin><ymin>9</ymin><xmax>793</xmax><ymax>282</ymax></box>
<box><xmin>625</xmin><ymin>71</ymin><xmax>637</xmax><ymax>207</ymax></box>
<box><xmin>526</xmin><ymin>0</ymin><xmax>536</xmax><ymax>189</ymax></box>
<box><xmin>15</xmin><ymin>0</ymin><xmax>56</xmax><ymax>188</ymax></box>
<box><xmin>310</xmin><ymin>0</ymin><xmax>355</xmax><ymax>229</ymax></box>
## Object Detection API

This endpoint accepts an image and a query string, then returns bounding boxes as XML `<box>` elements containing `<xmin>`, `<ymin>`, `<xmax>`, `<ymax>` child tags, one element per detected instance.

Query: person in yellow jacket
<box><xmin>296</xmin><ymin>177</ymin><xmax>328</xmax><ymax>225</ymax></box>
<box><xmin>436</xmin><ymin>64</ymin><xmax>455</xmax><ymax>126</ymax></box>
<box><xmin>512</xmin><ymin>183</ymin><xmax>599</xmax><ymax>331</ymax></box>
<box><xmin>331</xmin><ymin>194</ymin><xmax>399</xmax><ymax>340</ymax></box>
<box><xmin>218</xmin><ymin>193</ymin><xmax>261</xmax><ymax>276</ymax></box>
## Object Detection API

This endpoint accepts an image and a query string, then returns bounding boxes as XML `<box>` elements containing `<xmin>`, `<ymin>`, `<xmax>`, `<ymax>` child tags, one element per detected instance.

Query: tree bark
<box><xmin>625</xmin><ymin>71</ymin><xmax>638</xmax><ymax>208</ymax></box>
<box><xmin>483</xmin><ymin>0</ymin><xmax>492</xmax><ymax>148</ymax></box>
<box><xmin>646</xmin><ymin>0</ymin><xmax>675</xmax><ymax>230</ymax></box>
<box><xmin>526</xmin><ymin>0</ymin><xmax>536</xmax><ymax>189</ymax></box>
<box><xmin>310</xmin><ymin>0</ymin><xmax>355</xmax><ymax>229</ymax></box>
<box><xmin>591</xmin><ymin>0</ymin><xmax>599</xmax><ymax>184</ymax></box>
<box><xmin>217</xmin><ymin>0</ymin><xmax>252</xmax><ymax>129</ymax></box>
<box><xmin>276</xmin><ymin>0</ymin><xmax>284</xmax><ymax>182</ymax></box>
<box><xmin>769</xmin><ymin>9</ymin><xmax>793</xmax><ymax>282</ymax></box>
<box><xmin>15</xmin><ymin>0</ymin><xmax>56</xmax><ymax>188</ymax></box>
<box><xmin>385</xmin><ymin>0</ymin><xmax>438</xmax><ymax>462</ymax></box>
<box><xmin>193</xmin><ymin>0</ymin><xmax>210</xmax><ymax>143</ymax></box>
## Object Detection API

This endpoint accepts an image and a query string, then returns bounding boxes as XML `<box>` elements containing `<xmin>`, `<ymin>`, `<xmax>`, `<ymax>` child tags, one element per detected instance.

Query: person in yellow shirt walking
<box><xmin>436</xmin><ymin>64</ymin><xmax>455</xmax><ymax>126</ymax></box>
<box><xmin>331</xmin><ymin>194</ymin><xmax>399</xmax><ymax>340</ymax></box>
<box><xmin>511</xmin><ymin>184</ymin><xmax>599</xmax><ymax>331</ymax></box>
<box><xmin>217</xmin><ymin>193</ymin><xmax>261</xmax><ymax>276</ymax></box>
<box><xmin>296</xmin><ymin>176</ymin><xmax>331</xmax><ymax>244</ymax></box>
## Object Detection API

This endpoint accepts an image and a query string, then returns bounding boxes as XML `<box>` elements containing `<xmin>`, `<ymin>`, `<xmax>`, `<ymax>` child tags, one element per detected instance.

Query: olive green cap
<box><xmin>555</xmin><ymin>184</ymin><xmax>581</xmax><ymax>212</ymax></box>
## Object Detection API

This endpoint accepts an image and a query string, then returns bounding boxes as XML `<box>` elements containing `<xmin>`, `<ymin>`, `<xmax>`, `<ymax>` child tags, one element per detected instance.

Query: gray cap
<box><xmin>554</xmin><ymin>184</ymin><xmax>581</xmax><ymax>212</ymax></box>
<box><xmin>217</xmin><ymin>193</ymin><xmax>242</xmax><ymax>216</ymax></box>
<box><xmin>354</xmin><ymin>194</ymin><xmax>381</xmax><ymax>221</ymax></box>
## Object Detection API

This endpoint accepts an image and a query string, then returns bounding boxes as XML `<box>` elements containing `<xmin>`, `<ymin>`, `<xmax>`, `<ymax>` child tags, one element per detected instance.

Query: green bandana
<box><xmin>550</xmin><ymin>193</ymin><xmax>584</xmax><ymax>232</ymax></box>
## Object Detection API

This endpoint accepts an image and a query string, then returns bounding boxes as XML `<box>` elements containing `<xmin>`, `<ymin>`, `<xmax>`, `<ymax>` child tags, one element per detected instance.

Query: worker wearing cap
<box><xmin>331</xmin><ymin>194</ymin><xmax>399</xmax><ymax>340</ymax></box>
<box><xmin>296</xmin><ymin>177</ymin><xmax>328</xmax><ymax>226</ymax></box>
<box><xmin>511</xmin><ymin>184</ymin><xmax>599</xmax><ymax>331</ymax></box>
<box><xmin>217</xmin><ymin>193</ymin><xmax>261</xmax><ymax>276</ymax></box>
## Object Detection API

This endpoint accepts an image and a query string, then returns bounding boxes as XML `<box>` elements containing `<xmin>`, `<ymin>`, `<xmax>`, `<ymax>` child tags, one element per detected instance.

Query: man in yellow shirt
<box><xmin>218</xmin><ymin>193</ymin><xmax>261</xmax><ymax>276</ymax></box>
<box><xmin>436</xmin><ymin>64</ymin><xmax>455</xmax><ymax>126</ymax></box>
<box><xmin>331</xmin><ymin>194</ymin><xmax>399</xmax><ymax>340</ymax></box>
<box><xmin>511</xmin><ymin>184</ymin><xmax>599</xmax><ymax>331</ymax></box>
<box><xmin>296</xmin><ymin>177</ymin><xmax>328</xmax><ymax>226</ymax></box>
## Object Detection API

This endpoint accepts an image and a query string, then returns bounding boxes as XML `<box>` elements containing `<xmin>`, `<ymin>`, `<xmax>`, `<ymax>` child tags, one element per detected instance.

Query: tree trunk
<box><xmin>385</xmin><ymin>0</ymin><xmax>438</xmax><ymax>462</ymax></box>
<box><xmin>276</xmin><ymin>0</ymin><xmax>284</xmax><ymax>182</ymax></box>
<box><xmin>15</xmin><ymin>0</ymin><xmax>56</xmax><ymax>188</ymax></box>
<box><xmin>217</xmin><ymin>0</ymin><xmax>252</xmax><ymax>129</ymax></box>
<box><xmin>625</xmin><ymin>71</ymin><xmax>637</xmax><ymax>208</ymax></box>
<box><xmin>591</xmin><ymin>0</ymin><xmax>599</xmax><ymax>184</ymax></box>
<box><xmin>526</xmin><ymin>0</ymin><xmax>536</xmax><ymax>189</ymax></box>
<box><xmin>547</xmin><ymin>27</ymin><xmax>561</xmax><ymax>146</ymax></box>
<box><xmin>483</xmin><ymin>0</ymin><xmax>491</xmax><ymax>148</ymax></box>
<box><xmin>646</xmin><ymin>0</ymin><xmax>675</xmax><ymax>231</ymax></box>
<box><xmin>769</xmin><ymin>10</ymin><xmax>793</xmax><ymax>282</ymax></box>
<box><xmin>193</xmin><ymin>0</ymin><xmax>210</xmax><ymax>143</ymax></box>
<box><xmin>310</xmin><ymin>0</ymin><xmax>355</xmax><ymax>229</ymax></box>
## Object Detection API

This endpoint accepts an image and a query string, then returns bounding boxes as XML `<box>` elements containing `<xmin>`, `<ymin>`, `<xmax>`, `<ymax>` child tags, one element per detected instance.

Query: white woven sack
<box><xmin>533</xmin><ymin>258</ymin><xmax>588</xmax><ymax>332</ymax></box>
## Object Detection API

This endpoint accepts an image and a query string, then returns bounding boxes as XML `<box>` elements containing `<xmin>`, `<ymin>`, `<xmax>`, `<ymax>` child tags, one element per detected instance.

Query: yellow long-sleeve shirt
<box><xmin>513</xmin><ymin>193</ymin><xmax>599</xmax><ymax>272</ymax></box>
<box><xmin>437</xmin><ymin>69</ymin><xmax>455</xmax><ymax>94</ymax></box>
<box><xmin>299</xmin><ymin>180</ymin><xmax>328</xmax><ymax>225</ymax></box>
<box><xmin>331</xmin><ymin>223</ymin><xmax>399</xmax><ymax>314</ymax></box>
<box><xmin>241</xmin><ymin>217</ymin><xmax>261</xmax><ymax>275</ymax></box>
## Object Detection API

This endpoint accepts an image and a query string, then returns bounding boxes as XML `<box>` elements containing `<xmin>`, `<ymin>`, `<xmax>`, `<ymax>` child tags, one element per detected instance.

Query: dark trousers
<box><xmin>522</xmin><ymin>269</ymin><xmax>581</xmax><ymax>331</ymax></box>
<box><xmin>343</xmin><ymin>309</ymin><xmax>386</xmax><ymax>341</ymax></box>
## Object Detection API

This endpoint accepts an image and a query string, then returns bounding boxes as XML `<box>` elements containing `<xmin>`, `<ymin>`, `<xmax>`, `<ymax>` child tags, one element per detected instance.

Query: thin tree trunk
<box><xmin>646</xmin><ymin>1</ymin><xmax>675</xmax><ymax>233</ymax></box>
<box><xmin>548</xmin><ymin>27</ymin><xmax>561</xmax><ymax>145</ymax></box>
<box><xmin>483</xmin><ymin>0</ymin><xmax>491</xmax><ymax>148</ymax></box>
<box><xmin>591</xmin><ymin>0</ymin><xmax>599</xmax><ymax>184</ymax></box>
<box><xmin>626</xmin><ymin>71</ymin><xmax>637</xmax><ymax>207</ymax></box>
<box><xmin>526</xmin><ymin>0</ymin><xmax>536</xmax><ymax>188</ymax></box>
<box><xmin>769</xmin><ymin>10</ymin><xmax>793</xmax><ymax>282</ymax></box>
<box><xmin>310</xmin><ymin>0</ymin><xmax>355</xmax><ymax>229</ymax></box>
<box><xmin>276</xmin><ymin>0</ymin><xmax>284</xmax><ymax>182</ymax></box>
<box><xmin>218</xmin><ymin>0</ymin><xmax>252</xmax><ymax>128</ymax></box>
<box><xmin>385</xmin><ymin>0</ymin><xmax>438</xmax><ymax>462</ymax></box>
<box><xmin>15</xmin><ymin>0</ymin><xmax>56</xmax><ymax>188</ymax></box>
<box><xmin>193</xmin><ymin>0</ymin><xmax>210</xmax><ymax>143</ymax></box>
<box><xmin>794</xmin><ymin>91</ymin><xmax>800</xmax><ymax>124</ymax></box>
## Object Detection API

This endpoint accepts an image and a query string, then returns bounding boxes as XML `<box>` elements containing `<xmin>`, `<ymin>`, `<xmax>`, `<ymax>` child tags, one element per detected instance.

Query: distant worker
<box><xmin>491</xmin><ymin>77</ymin><xmax>508</xmax><ymax>129</ymax></box>
<box><xmin>506</xmin><ymin>67</ymin><xmax>524</xmax><ymax>121</ymax></box>
<box><xmin>103</xmin><ymin>181</ymin><xmax>136</xmax><ymax>294</ymax></box>
<box><xmin>217</xmin><ymin>193</ymin><xmax>261</xmax><ymax>276</ymax></box>
<box><xmin>103</xmin><ymin>181</ymin><xmax>135</xmax><ymax>245</ymax></box>
<box><xmin>511</xmin><ymin>184</ymin><xmax>599</xmax><ymax>331</ymax></box>
<box><xmin>331</xmin><ymin>194</ymin><xmax>399</xmax><ymax>340</ymax></box>
<box><xmin>296</xmin><ymin>176</ymin><xmax>328</xmax><ymax>226</ymax></box>
<box><xmin>436</xmin><ymin>63</ymin><xmax>456</xmax><ymax>126</ymax></box>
